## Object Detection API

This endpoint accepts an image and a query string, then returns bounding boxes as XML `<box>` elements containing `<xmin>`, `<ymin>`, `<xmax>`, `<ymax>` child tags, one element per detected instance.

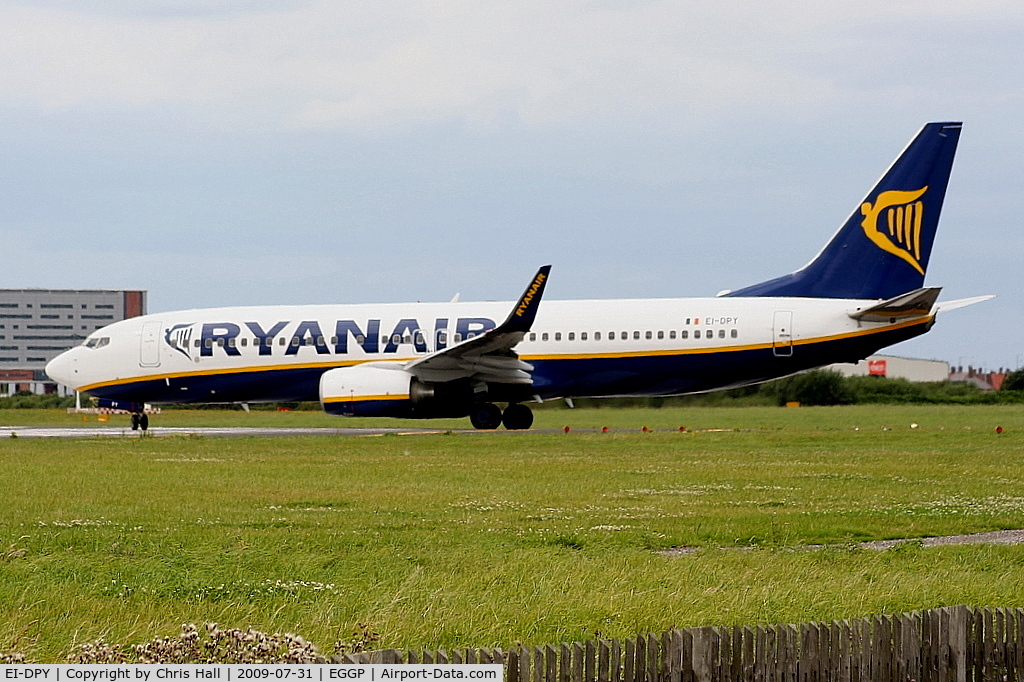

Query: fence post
<box><xmin>946</xmin><ymin>606</ymin><xmax>967</xmax><ymax>682</ymax></box>
<box><xmin>543</xmin><ymin>644</ymin><xmax>556</xmax><ymax>682</ymax></box>
<box><xmin>755</xmin><ymin>626</ymin><xmax>768</xmax><ymax>682</ymax></box>
<box><xmin>633</xmin><ymin>635</ymin><xmax>646</xmax><ymax>682</ymax></box>
<box><xmin>598</xmin><ymin>641</ymin><xmax>611</xmax><ymax>682</ymax></box>
<box><xmin>587</xmin><ymin>640</ymin><xmax>597</xmax><ymax>682</ymax></box>
<box><xmin>999</xmin><ymin>607</ymin><xmax>1010</xmax><ymax>680</ymax></box>
<box><xmin>666</xmin><ymin>630</ymin><xmax>683</xmax><ymax>682</ymax></box>
<box><xmin>624</xmin><ymin>638</ymin><xmax>635</xmax><ymax>682</ymax></box>
<box><xmin>517</xmin><ymin>646</ymin><xmax>530</xmax><ymax>682</ymax></box>
<box><xmin>573</xmin><ymin>642</ymin><xmax>585</xmax><ymax>682</ymax></box>
<box><xmin>1016</xmin><ymin>608</ymin><xmax>1024</xmax><ymax>680</ymax></box>
<box><xmin>690</xmin><ymin>628</ymin><xmax>714</xmax><ymax>682</ymax></box>
<box><xmin>507</xmin><ymin>649</ymin><xmax>521</xmax><ymax>682</ymax></box>
<box><xmin>681</xmin><ymin>629</ymin><xmax>694</xmax><ymax>682</ymax></box>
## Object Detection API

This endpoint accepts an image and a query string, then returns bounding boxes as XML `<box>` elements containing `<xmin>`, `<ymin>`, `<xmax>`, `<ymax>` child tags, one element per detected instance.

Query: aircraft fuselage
<box><xmin>47</xmin><ymin>296</ymin><xmax>930</xmax><ymax>406</ymax></box>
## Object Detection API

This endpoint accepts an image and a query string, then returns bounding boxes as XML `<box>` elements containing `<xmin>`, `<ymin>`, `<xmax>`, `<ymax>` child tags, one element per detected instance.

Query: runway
<box><xmin>0</xmin><ymin>425</ymin><xmax>452</xmax><ymax>439</ymax></box>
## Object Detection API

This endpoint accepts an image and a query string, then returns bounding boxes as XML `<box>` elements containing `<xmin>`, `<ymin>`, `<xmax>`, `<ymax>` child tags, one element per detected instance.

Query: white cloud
<box><xmin>3</xmin><ymin>1</ymin><xmax>1018</xmax><ymax>132</ymax></box>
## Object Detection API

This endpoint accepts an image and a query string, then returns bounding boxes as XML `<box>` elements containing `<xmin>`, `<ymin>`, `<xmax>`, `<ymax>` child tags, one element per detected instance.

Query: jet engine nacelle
<box><xmin>319</xmin><ymin>364</ymin><xmax>476</xmax><ymax>418</ymax></box>
<box><xmin>319</xmin><ymin>364</ymin><xmax>414</xmax><ymax>417</ymax></box>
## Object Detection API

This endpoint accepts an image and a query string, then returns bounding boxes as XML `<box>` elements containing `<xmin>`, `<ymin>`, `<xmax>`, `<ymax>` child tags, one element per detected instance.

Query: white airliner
<box><xmin>46</xmin><ymin>122</ymin><xmax>990</xmax><ymax>431</ymax></box>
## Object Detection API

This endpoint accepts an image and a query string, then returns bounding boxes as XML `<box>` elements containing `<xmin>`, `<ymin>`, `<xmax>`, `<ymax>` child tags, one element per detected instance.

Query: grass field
<box><xmin>2</xmin><ymin>404</ymin><xmax>1024</xmax><ymax>662</ymax></box>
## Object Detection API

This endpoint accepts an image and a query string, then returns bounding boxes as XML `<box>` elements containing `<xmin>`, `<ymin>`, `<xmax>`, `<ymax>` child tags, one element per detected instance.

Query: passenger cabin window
<box><xmin>529</xmin><ymin>333</ymin><xmax>536</xmax><ymax>341</ymax></box>
<box><xmin>542</xmin><ymin>332</ymin><xmax>549</xmax><ymax>341</ymax></box>
<box><xmin>680</xmin><ymin>330</ymin><xmax>688</xmax><ymax>339</ymax></box>
<box><xmin>731</xmin><ymin>329</ymin><xmax>738</xmax><ymax>338</ymax></box>
<box><xmin>669</xmin><ymin>331</ymin><xmax>676</xmax><ymax>339</ymax></box>
<box><xmin>719</xmin><ymin>329</ymin><xmax>725</xmax><ymax>339</ymax></box>
<box><xmin>568</xmin><ymin>332</ymin><xmax>575</xmax><ymax>341</ymax></box>
<box><xmin>554</xmin><ymin>332</ymin><xmax>561</xmax><ymax>341</ymax></box>
<box><xmin>694</xmin><ymin>330</ymin><xmax>701</xmax><ymax>339</ymax></box>
<box><xmin>594</xmin><ymin>332</ymin><xmax>600</xmax><ymax>340</ymax></box>
<box><xmin>620</xmin><ymin>331</ymin><xmax>628</xmax><ymax>340</ymax></box>
<box><xmin>581</xmin><ymin>332</ymin><xmax>588</xmax><ymax>341</ymax></box>
<box><xmin>646</xmin><ymin>331</ymin><xmax>653</xmax><ymax>340</ymax></box>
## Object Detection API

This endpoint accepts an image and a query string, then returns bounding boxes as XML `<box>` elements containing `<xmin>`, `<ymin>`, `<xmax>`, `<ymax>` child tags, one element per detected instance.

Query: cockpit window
<box><xmin>83</xmin><ymin>337</ymin><xmax>110</xmax><ymax>349</ymax></box>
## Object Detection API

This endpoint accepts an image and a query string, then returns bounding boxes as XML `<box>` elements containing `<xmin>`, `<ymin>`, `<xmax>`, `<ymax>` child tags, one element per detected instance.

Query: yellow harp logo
<box><xmin>860</xmin><ymin>186</ymin><xmax>928</xmax><ymax>275</ymax></box>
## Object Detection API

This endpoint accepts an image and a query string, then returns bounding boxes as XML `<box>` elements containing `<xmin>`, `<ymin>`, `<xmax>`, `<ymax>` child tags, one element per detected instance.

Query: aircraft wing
<box><xmin>847</xmin><ymin>287</ymin><xmax>942</xmax><ymax>322</ymax></box>
<box><xmin>404</xmin><ymin>265</ymin><xmax>551</xmax><ymax>385</ymax></box>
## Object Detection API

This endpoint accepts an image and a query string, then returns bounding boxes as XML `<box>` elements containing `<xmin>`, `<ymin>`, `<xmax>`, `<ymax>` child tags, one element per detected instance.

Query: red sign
<box><xmin>868</xmin><ymin>359</ymin><xmax>887</xmax><ymax>376</ymax></box>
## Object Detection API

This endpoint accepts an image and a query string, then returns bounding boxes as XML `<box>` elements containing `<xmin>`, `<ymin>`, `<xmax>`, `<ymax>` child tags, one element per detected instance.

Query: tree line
<box><xmin>570</xmin><ymin>367</ymin><xmax>1024</xmax><ymax>408</ymax></box>
<box><xmin>5</xmin><ymin>368</ymin><xmax>1024</xmax><ymax>409</ymax></box>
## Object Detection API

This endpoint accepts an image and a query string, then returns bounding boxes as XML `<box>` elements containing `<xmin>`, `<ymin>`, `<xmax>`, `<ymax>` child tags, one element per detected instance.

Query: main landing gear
<box><xmin>469</xmin><ymin>402</ymin><xmax>534</xmax><ymax>430</ymax></box>
<box><xmin>130</xmin><ymin>412</ymin><xmax>149</xmax><ymax>432</ymax></box>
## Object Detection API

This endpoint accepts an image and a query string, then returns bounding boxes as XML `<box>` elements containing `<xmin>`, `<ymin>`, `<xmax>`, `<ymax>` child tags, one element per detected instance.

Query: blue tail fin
<box><xmin>726</xmin><ymin>122</ymin><xmax>962</xmax><ymax>300</ymax></box>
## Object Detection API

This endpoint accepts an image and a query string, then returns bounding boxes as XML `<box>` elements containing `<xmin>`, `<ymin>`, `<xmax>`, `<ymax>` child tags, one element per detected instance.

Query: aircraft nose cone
<box><xmin>46</xmin><ymin>349</ymin><xmax>79</xmax><ymax>388</ymax></box>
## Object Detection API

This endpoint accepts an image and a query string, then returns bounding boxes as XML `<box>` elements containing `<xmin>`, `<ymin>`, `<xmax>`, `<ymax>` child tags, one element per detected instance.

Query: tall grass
<box><xmin>1</xmin><ymin>404</ymin><xmax>1023</xmax><ymax>661</ymax></box>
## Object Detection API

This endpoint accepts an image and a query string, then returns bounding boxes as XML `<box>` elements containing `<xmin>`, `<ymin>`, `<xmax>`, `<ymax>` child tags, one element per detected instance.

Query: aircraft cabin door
<box><xmin>772</xmin><ymin>311</ymin><xmax>793</xmax><ymax>357</ymax></box>
<box><xmin>140</xmin><ymin>321</ymin><xmax>162</xmax><ymax>367</ymax></box>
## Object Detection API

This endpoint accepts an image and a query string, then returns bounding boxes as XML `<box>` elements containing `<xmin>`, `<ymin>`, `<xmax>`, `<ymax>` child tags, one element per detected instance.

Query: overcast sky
<box><xmin>1</xmin><ymin>0</ymin><xmax>1021</xmax><ymax>370</ymax></box>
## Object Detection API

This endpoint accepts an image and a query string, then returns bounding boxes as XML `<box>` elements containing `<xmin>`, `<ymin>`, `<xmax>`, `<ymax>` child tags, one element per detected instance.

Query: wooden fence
<box><xmin>333</xmin><ymin>605</ymin><xmax>1024</xmax><ymax>681</ymax></box>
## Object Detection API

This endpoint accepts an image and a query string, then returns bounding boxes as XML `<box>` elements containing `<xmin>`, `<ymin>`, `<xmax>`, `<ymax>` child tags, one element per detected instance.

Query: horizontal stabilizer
<box><xmin>848</xmin><ymin>287</ymin><xmax>941</xmax><ymax>322</ymax></box>
<box><xmin>935</xmin><ymin>294</ymin><xmax>995</xmax><ymax>313</ymax></box>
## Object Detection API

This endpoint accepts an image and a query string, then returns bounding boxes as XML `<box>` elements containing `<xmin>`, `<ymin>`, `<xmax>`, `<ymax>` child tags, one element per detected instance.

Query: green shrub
<box><xmin>1002</xmin><ymin>368</ymin><xmax>1024</xmax><ymax>392</ymax></box>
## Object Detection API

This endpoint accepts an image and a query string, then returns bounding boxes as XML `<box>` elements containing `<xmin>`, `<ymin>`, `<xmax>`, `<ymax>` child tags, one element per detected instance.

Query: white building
<box><xmin>0</xmin><ymin>289</ymin><xmax>146</xmax><ymax>395</ymax></box>
<box><xmin>826</xmin><ymin>354</ymin><xmax>950</xmax><ymax>382</ymax></box>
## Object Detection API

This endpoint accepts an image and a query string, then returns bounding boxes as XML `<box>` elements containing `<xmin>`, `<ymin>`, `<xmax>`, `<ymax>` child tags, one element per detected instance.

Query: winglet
<box><xmin>496</xmin><ymin>265</ymin><xmax>551</xmax><ymax>333</ymax></box>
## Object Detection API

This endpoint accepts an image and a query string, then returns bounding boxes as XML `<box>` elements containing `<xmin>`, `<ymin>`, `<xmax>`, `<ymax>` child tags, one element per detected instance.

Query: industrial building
<box><xmin>0</xmin><ymin>289</ymin><xmax>145</xmax><ymax>395</ymax></box>
<box><xmin>826</xmin><ymin>354</ymin><xmax>950</xmax><ymax>383</ymax></box>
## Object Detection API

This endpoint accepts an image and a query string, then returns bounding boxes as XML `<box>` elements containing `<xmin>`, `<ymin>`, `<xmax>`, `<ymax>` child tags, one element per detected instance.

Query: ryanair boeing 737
<box><xmin>46</xmin><ymin>122</ymin><xmax>990</xmax><ymax>431</ymax></box>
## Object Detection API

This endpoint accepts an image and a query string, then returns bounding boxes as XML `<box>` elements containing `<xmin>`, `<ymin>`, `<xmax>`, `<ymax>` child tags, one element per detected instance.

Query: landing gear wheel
<box><xmin>502</xmin><ymin>403</ymin><xmax>534</xmax><ymax>430</ymax></box>
<box><xmin>139</xmin><ymin>414</ymin><xmax>149</xmax><ymax>431</ymax></box>
<box><xmin>130</xmin><ymin>413</ymin><xmax>140</xmax><ymax>431</ymax></box>
<box><xmin>469</xmin><ymin>403</ymin><xmax>503</xmax><ymax>430</ymax></box>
